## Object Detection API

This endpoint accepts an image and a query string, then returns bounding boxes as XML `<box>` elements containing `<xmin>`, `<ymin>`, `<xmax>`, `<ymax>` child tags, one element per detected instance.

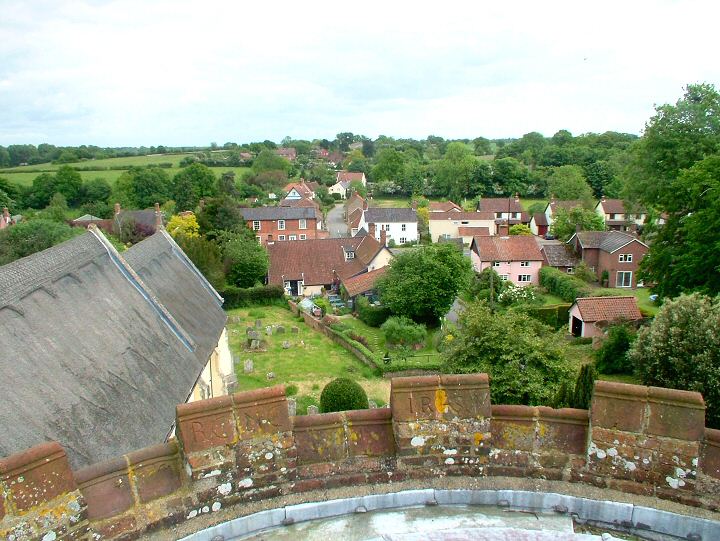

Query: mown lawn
<box><xmin>226</xmin><ymin>306</ymin><xmax>387</xmax><ymax>413</ymax></box>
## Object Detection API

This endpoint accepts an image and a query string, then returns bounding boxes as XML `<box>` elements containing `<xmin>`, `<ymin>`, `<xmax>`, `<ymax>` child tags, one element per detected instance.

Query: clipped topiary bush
<box><xmin>319</xmin><ymin>377</ymin><xmax>369</xmax><ymax>413</ymax></box>
<box><xmin>381</xmin><ymin>316</ymin><xmax>427</xmax><ymax>347</ymax></box>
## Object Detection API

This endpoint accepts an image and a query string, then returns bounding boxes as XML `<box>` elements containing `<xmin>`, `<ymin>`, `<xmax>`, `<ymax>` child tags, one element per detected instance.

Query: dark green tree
<box><xmin>595</xmin><ymin>324</ymin><xmax>636</xmax><ymax>374</ymax></box>
<box><xmin>0</xmin><ymin>219</ymin><xmax>82</xmax><ymax>264</ymax></box>
<box><xmin>571</xmin><ymin>364</ymin><xmax>597</xmax><ymax>409</ymax></box>
<box><xmin>219</xmin><ymin>229</ymin><xmax>268</xmax><ymax>288</ymax></box>
<box><xmin>196</xmin><ymin>196</ymin><xmax>244</xmax><ymax>235</ymax></box>
<box><xmin>371</xmin><ymin>148</ymin><xmax>405</xmax><ymax>183</ymax></box>
<box><xmin>80</xmin><ymin>177</ymin><xmax>112</xmax><ymax>205</ymax></box>
<box><xmin>547</xmin><ymin>165</ymin><xmax>594</xmax><ymax>204</ymax></box>
<box><xmin>113</xmin><ymin>167</ymin><xmax>173</xmax><ymax>209</ymax></box>
<box><xmin>54</xmin><ymin>165</ymin><xmax>83</xmax><ymax>206</ymax></box>
<box><xmin>549</xmin><ymin>207</ymin><xmax>605</xmax><ymax>241</ymax></box>
<box><xmin>173</xmin><ymin>163</ymin><xmax>217</xmax><ymax>211</ymax></box>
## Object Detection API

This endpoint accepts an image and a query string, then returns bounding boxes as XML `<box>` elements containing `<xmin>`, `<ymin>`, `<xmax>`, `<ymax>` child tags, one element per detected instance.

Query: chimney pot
<box><xmin>380</xmin><ymin>228</ymin><xmax>387</xmax><ymax>246</ymax></box>
<box><xmin>369</xmin><ymin>222</ymin><xmax>376</xmax><ymax>238</ymax></box>
<box><xmin>154</xmin><ymin>202</ymin><xmax>163</xmax><ymax>229</ymax></box>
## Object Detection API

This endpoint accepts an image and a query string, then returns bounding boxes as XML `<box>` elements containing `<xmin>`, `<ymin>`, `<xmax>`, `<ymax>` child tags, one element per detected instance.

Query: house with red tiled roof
<box><xmin>531</xmin><ymin>197</ymin><xmax>588</xmax><ymax>236</ymax></box>
<box><xmin>341</xmin><ymin>266</ymin><xmax>388</xmax><ymax>305</ymax></box>
<box><xmin>329</xmin><ymin>171</ymin><xmax>366</xmax><ymax>200</ymax></box>
<box><xmin>595</xmin><ymin>197</ymin><xmax>647</xmax><ymax>231</ymax></box>
<box><xmin>275</xmin><ymin>147</ymin><xmax>297</xmax><ymax>161</ymax></box>
<box><xmin>429</xmin><ymin>201</ymin><xmax>462</xmax><ymax>213</ymax></box>
<box><xmin>283</xmin><ymin>180</ymin><xmax>319</xmax><ymax>201</ymax></box>
<box><xmin>428</xmin><ymin>211</ymin><xmax>495</xmax><ymax>243</ymax></box>
<box><xmin>567</xmin><ymin>231</ymin><xmax>648</xmax><ymax>288</ymax></box>
<box><xmin>345</xmin><ymin>191</ymin><xmax>367</xmax><ymax>220</ymax></box>
<box><xmin>477</xmin><ymin>195</ymin><xmax>530</xmax><ymax>226</ymax></box>
<box><xmin>267</xmin><ymin>235</ymin><xmax>393</xmax><ymax>297</ymax></box>
<box><xmin>348</xmin><ymin>208</ymin><xmax>363</xmax><ymax>236</ymax></box>
<box><xmin>568</xmin><ymin>296</ymin><xmax>643</xmax><ymax>338</ymax></box>
<box><xmin>469</xmin><ymin>235</ymin><xmax>544</xmax><ymax>286</ymax></box>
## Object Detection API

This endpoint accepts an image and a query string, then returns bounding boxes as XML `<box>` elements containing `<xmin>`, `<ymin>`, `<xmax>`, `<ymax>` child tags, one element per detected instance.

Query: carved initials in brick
<box><xmin>408</xmin><ymin>394</ymin><xmax>435</xmax><ymax>415</ymax></box>
<box><xmin>190</xmin><ymin>420</ymin><xmax>229</xmax><ymax>444</ymax></box>
<box><xmin>241</xmin><ymin>406</ymin><xmax>280</xmax><ymax>432</ymax></box>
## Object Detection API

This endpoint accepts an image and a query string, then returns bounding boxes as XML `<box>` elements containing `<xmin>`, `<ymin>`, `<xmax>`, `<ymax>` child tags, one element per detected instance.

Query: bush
<box><xmin>320</xmin><ymin>378</ymin><xmax>369</xmax><ymax>413</ymax></box>
<box><xmin>574</xmin><ymin>262</ymin><xmax>598</xmax><ymax>283</ymax></box>
<box><xmin>314</xmin><ymin>297</ymin><xmax>332</xmax><ymax>316</ymax></box>
<box><xmin>572</xmin><ymin>364</ymin><xmax>597</xmax><ymax>409</ymax></box>
<box><xmin>595</xmin><ymin>324</ymin><xmax>636</xmax><ymax>374</ymax></box>
<box><xmin>381</xmin><ymin>316</ymin><xmax>427</xmax><ymax>347</ymax></box>
<box><xmin>356</xmin><ymin>296</ymin><xmax>391</xmax><ymax>327</ymax></box>
<box><xmin>348</xmin><ymin>331</ymin><xmax>371</xmax><ymax>348</ymax></box>
<box><xmin>285</xmin><ymin>384</ymin><xmax>299</xmax><ymax>397</ymax></box>
<box><xmin>524</xmin><ymin>304</ymin><xmax>572</xmax><ymax>330</ymax></box>
<box><xmin>539</xmin><ymin>267</ymin><xmax>592</xmax><ymax>303</ymax></box>
<box><xmin>221</xmin><ymin>285</ymin><xmax>285</xmax><ymax>308</ymax></box>
<box><xmin>497</xmin><ymin>284</ymin><xmax>540</xmax><ymax>306</ymax></box>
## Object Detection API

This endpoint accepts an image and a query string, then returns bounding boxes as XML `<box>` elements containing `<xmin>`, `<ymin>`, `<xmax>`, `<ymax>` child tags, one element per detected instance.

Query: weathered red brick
<box><xmin>75</xmin><ymin>456</ymin><xmax>134</xmax><ymax>520</ymax></box>
<box><xmin>0</xmin><ymin>441</ymin><xmax>76</xmax><ymax>512</ymax></box>
<box><xmin>538</xmin><ymin>407</ymin><xmax>589</xmax><ymax>454</ymax></box>
<box><xmin>491</xmin><ymin>405</ymin><xmax>536</xmax><ymax>451</ymax></box>
<box><xmin>233</xmin><ymin>385</ymin><xmax>291</xmax><ymax>441</ymax></box>
<box><xmin>292</xmin><ymin>478</ymin><xmax>325</xmax><ymax>493</ymax></box>
<box><xmin>590</xmin><ymin>381</ymin><xmax>647</xmax><ymax>433</ymax></box>
<box><xmin>93</xmin><ymin>514</ymin><xmax>138</xmax><ymax>539</ymax></box>
<box><xmin>347</xmin><ymin>408</ymin><xmax>396</xmax><ymax>457</ymax></box>
<box><xmin>391</xmin><ymin>375</ymin><xmax>442</xmax><ymax>421</ymax></box>
<box><xmin>647</xmin><ymin>386</ymin><xmax>705</xmax><ymax>441</ymax></box>
<box><xmin>176</xmin><ymin>395</ymin><xmax>236</xmax><ymax>453</ymax></box>
<box><xmin>607</xmin><ymin>479</ymin><xmax>654</xmax><ymax>496</ymax></box>
<box><xmin>126</xmin><ymin>442</ymin><xmax>184</xmax><ymax>504</ymax></box>
<box><xmin>702</xmin><ymin>429</ymin><xmax>720</xmax><ymax>479</ymax></box>
<box><xmin>293</xmin><ymin>412</ymin><xmax>347</xmax><ymax>464</ymax></box>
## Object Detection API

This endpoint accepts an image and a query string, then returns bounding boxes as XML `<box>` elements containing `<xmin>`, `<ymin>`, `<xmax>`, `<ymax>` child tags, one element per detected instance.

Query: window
<box><xmin>518</xmin><ymin>274</ymin><xmax>531</xmax><ymax>282</ymax></box>
<box><xmin>399</xmin><ymin>237</ymin><xmax>407</xmax><ymax>244</ymax></box>
<box><xmin>299</xmin><ymin>234</ymin><xmax>307</xmax><ymax>240</ymax></box>
<box><xmin>610</xmin><ymin>213</ymin><xmax>618</xmax><ymax>220</ymax></box>
<box><xmin>278</xmin><ymin>219</ymin><xmax>286</xmax><ymax>230</ymax></box>
<box><xmin>278</xmin><ymin>235</ymin><xmax>286</xmax><ymax>241</ymax></box>
<box><xmin>252</xmin><ymin>220</ymin><xmax>261</xmax><ymax>231</ymax></box>
<box><xmin>460</xmin><ymin>221</ymin><xmax>468</xmax><ymax>225</ymax></box>
<box><xmin>299</xmin><ymin>219</ymin><xmax>307</xmax><ymax>230</ymax></box>
<box><xmin>567</xmin><ymin>267</ymin><xmax>575</xmax><ymax>274</ymax></box>
<box><xmin>520</xmin><ymin>261</ymin><xmax>530</xmax><ymax>267</ymax></box>
<box><xmin>513</xmin><ymin>212</ymin><xmax>520</xmax><ymax>219</ymax></box>
<box><xmin>495</xmin><ymin>212</ymin><xmax>502</xmax><ymax>218</ymax></box>
<box><xmin>492</xmin><ymin>261</ymin><xmax>501</xmax><ymax>267</ymax></box>
<box><xmin>619</xmin><ymin>254</ymin><xmax>633</xmax><ymax>263</ymax></box>
<box><xmin>384</xmin><ymin>224</ymin><xmax>390</xmax><ymax>231</ymax></box>
<box><xmin>289</xmin><ymin>234</ymin><xmax>297</xmax><ymax>240</ymax></box>
<box><xmin>499</xmin><ymin>274</ymin><xmax>509</xmax><ymax>281</ymax></box>
<box><xmin>401</xmin><ymin>223</ymin><xmax>406</xmax><ymax>231</ymax></box>
<box><xmin>616</xmin><ymin>271</ymin><xmax>633</xmax><ymax>288</ymax></box>
<box><xmin>346</xmin><ymin>251</ymin><xmax>355</xmax><ymax>260</ymax></box>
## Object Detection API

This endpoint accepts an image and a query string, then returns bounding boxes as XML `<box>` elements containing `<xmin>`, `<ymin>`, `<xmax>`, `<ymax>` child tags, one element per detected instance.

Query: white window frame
<box><xmin>252</xmin><ymin>220</ymin><xmax>261</xmax><ymax>231</ymax></box>
<box><xmin>289</xmin><ymin>234</ymin><xmax>297</xmax><ymax>240</ymax></box>
<box><xmin>299</xmin><ymin>234</ymin><xmax>307</xmax><ymax>240</ymax></box>
<box><xmin>619</xmin><ymin>253</ymin><xmax>633</xmax><ymax>263</ymax></box>
<box><xmin>518</xmin><ymin>274</ymin><xmax>531</xmax><ymax>282</ymax></box>
<box><xmin>499</xmin><ymin>274</ymin><xmax>509</xmax><ymax>281</ymax></box>
<box><xmin>567</xmin><ymin>267</ymin><xmax>575</xmax><ymax>274</ymax></box>
<box><xmin>492</xmin><ymin>261</ymin><xmax>501</xmax><ymax>267</ymax></box>
<box><xmin>278</xmin><ymin>235</ymin><xmax>286</xmax><ymax>241</ymax></box>
<box><xmin>299</xmin><ymin>218</ymin><xmax>307</xmax><ymax>230</ymax></box>
<box><xmin>520</xmin><ymin>261</ymin><xmax>530</xmax><ymax>267</ymax></box>
<box><xmin>278</xmin><ymin>219</ymin><xmax>286</xmax><ymax>230</ymax></box>
<box><xmin>346</xmin><ymin>251</ymin><xmax>355</xmax><ymax>260</ymax></box>
<box><xmin>384</xmin><ymin>224</ymin><xmax>390</xmax><ymax>231</ymax></box>
<box><xmin>513</xmin><ymin>212</ymin><xmax>520</xmax><ymax>219</ymax></box>
<box><xmin>616</xmin><ymin>271</ymin><xmax>633</xmax><ymax>288</ymax></box>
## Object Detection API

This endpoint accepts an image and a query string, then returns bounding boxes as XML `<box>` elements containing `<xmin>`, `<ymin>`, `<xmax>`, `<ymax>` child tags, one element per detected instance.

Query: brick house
<box><xmin>429</xmin><ymin>200</ymin><xmax>462</xmax><ymax>213</ymax></box>
<box><xmin>595</xmin><ymin>197</ymin><xmax>647</xmax><ymax>231</ymax></box>
<box><xmin>275</xmin><ymin>147</ymin><xmax>297</xmax><ymax>161</ymax></box>
<box><xmin>240</xmin><ymin>207</ymin><xmax>322</xmax><ymax>245</ymax></box>
<box><xmin>569</xmin><ymin>296</ymin><xmax>643</xmax><ymax>338</ymax></box>
<box><xmin>477</xmin><ymin>195</ymin><xmax>530</xmax><ymax>225</ymax></box>
<box><xmin>428</xmin><ymin>211</ymin><xmax>496</xmax><ymax>243</ymax></box>
<box><xmin>469</xmin><ymin>235</ymin><xmax>544</xmax><ymax>286</ymax></box>
<box><xmin>567</xmin><ymin>231</ymin><xmax>649</xmax><ymax>288</ymax></box>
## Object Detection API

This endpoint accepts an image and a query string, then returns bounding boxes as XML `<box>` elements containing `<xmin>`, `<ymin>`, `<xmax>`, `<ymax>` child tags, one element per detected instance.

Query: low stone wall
<box><xmin>2</xmin><ymin>375</ymin><xmax>720</xmax><ymax>540</ymax></box>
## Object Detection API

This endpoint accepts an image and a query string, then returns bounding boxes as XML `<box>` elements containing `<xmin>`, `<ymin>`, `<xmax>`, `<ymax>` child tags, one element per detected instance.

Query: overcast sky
<box><xmin>1</xmin><ymin>0</ymin><xmax>719</xmax><ymax>147</ymax></box>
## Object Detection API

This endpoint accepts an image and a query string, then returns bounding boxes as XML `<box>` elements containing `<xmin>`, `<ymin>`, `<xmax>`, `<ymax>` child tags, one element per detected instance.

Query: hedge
<box><xmin>539</xmin><ymin>267</ymin><xmax>592</xmax><ymax>303</ymax></box>
<box><xmin>356</xmin><ymin>296</ymin><xmax>391</xmax><ymax>327</ymax></box>
<box><xmin>524</xmin><ymin>303</ymin><xmax>572</xmax><ymax>330</ymax></box>
<box><xmin>221</xmin><ymin>284</ymin><xmax>285</xmax><ymax>308</ymax></box>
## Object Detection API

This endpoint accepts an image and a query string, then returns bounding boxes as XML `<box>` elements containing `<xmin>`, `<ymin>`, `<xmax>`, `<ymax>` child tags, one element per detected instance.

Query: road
<box><xmin>327</xmin><ymin>203</ymin><xmax>348</xmax><ymax>238</ymax></box>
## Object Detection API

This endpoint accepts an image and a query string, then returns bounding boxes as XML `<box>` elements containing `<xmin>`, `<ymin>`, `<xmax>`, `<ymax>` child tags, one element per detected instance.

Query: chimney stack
<box><xmin>369</xmin><ymin>222</ymin><xmax>376</xmax><ymax>238</ymax></box>
<box><xmin>411</xmin><ymin>200</ymin><xmax>418</xmax><ymax>210</ymax></box>
<box><xmin>380</xmin><ymin>228</ymin><xmax>387</xmax><ymax>246</ymax></box>
<box><xmin>514</xmin><ymin>192</ymin><xmax>520</xmax><ymax>203</ymax></box>
<box><xmin>497</xmin><ymin>221</ymin><xmax>509</xmax><ymax>236</ymax></box>
<box><xmin>154</xmin><ymin>202</ymin><xmax>163</xmax><ymax>229</ymax></box>
<box><xmin>114</xmin><ymin>202</ymin><xmax>121</xmax><ymax>216</ymax></box>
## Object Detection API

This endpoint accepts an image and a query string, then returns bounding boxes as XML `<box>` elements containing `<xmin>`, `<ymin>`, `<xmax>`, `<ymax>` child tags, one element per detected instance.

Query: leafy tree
<box><xmin>166</xmin><ymin>213</ymin><xmax>200</xmax><ymax>238</ymax></box>
<box><xmin>53</xmin><ymin>165</ymin><xmax>83</xmax><ymax>205</ymax></box>
<box><xmin>629</xmin><ymin>293</ymin><xmax>720</xmax><ymax>428</ymax></box>
<box><xmin>220</xmin><ymin>229</ymin><xmax>268</xmax><ymax>288</ymax></box>
<box><xmin>335</xmin><ymin>132</ymin><xmax>355</xmax><ymax>152</ymax></box>
<box><xmin>547</xmin><ymin>165</ymin><xmax>594</xmax><ymax>204</ymax></box>
<box><xmin>434</xmin><ymin>142</ymin><xmax>477</xmax><ymax>201</ymax></box>
<box><xmin>550</xmin><ymin>207</ymin><xmax>605</xmax><ymax>241</ymax></box>
<box><xmin>173</xmin><ymin>163</ymin><xmax>217</xmax><ymax>211</ymax></box>
<box><xmin>252</xmin><ymin>149</ymin><xmax>290</xmax><ymax>174</ymax></box>
<box><xmin>371</xmin><ymin>148</ymin><xmax>405</xmax><ymax>183</ymax></box>
<box><xmin>217</xmin><ymin>171</ymin><xmax>239</xmax><ymax>197</ymax></box>
<box><xmin>29</xmin><ymin>173</ymin><xmax>58</xmax><ymax>208</ymax></box>
<box><xmin>362</xmin><ymin>138</ymin><xmax>375</xmax><ymax>157</ymax></box>
<box><xmin>175</xmin><ymin>234</ymin><xmax>225</xmax><ymax>289</ymax></box>
<box><xmin>381</xmin><ymin>316</ymin><xmax>427</xmax><ymax>346</ymax></box>
<box><xmin>509</xmin><ymin>224</ymin><xmax>532</xmax><ymax>236</ymax></box>
<box><xmin>443</xmin><ymin>302</ymin><xmax>574</xmax><ymax>405</ymax></box>
<box><xmin>80</xmin><ymin>177</ymin><xmax>112</xmax><ymax>205</ymax></box>
<box><xmin>197</xmin><ymin>196</ymin><xmax>244</xmax><ymax>235</ymax></box>
<box><xmin>113</xmin><ymin>167</ymin><xmax>173</xmax><ymax>209</ymax></box>
<box><xmin>573</xmin><ymin>261</ymin><xmax>598</xmax><ymax>283</ymax></box>
<box><xmin>377</xmin><ymin>243</ymin><xmax>472</xmax><ymax>324</ymax></box>
<box><xmin>572</xmin><ymin>364</ymin><xmax>597</xmax><ymax>409</ymax></box>
<box><xmin>41</xmin><ymin>193</ymin><xmax>69</xmax><ymax>223</ymax></box>
<box><xmin>492</xmin><ymin>157</ymin><xmax>530</xmax><ymax>196</ymax></box>
<box><xmin>473</xmin><ymin>136</ymin><xmax>492</xmax><ymax>155</ymax></box>
<box><xmin>467</xmin><ymin>267</ymin><xmax>507</xmax><ymax>306</ymax></box>
<box><xmin>583</xmin><ymin>161</ymin><xmax>616</xmax><ymax>198</ymax></box>
<box><xmin>595</xmin><ymin>324</ymin><xmax>636</xmax><ymax>374</ymax></box>
<box><xmin>0</xmin><ymin>188</ymin><xmax>14</xmax><ymax>211</ymax></box>
<box><xmin>0</xmin><ymin>219</ymin><xmax>83</xmax><ymax>264</ymax></box>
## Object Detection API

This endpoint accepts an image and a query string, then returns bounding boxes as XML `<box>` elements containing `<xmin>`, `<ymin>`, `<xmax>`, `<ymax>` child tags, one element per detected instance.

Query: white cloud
<box><xmin>0</xmin><ymin>0</ymin><xmax>719</xmax><ymax>145</ymax></box>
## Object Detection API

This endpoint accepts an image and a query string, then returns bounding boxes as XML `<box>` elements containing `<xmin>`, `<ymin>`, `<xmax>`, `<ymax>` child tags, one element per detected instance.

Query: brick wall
<box><xmin>3</xmin><ymin>375</ymin><xmax>720</xmax><ymax>540</ymax></box>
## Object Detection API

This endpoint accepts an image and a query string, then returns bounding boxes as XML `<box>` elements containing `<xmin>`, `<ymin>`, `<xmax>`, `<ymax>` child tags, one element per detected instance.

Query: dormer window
<box><xmin>343</xmin><ymin>246</ymin><xmax>355</xmax><ymax>260</ymax></box>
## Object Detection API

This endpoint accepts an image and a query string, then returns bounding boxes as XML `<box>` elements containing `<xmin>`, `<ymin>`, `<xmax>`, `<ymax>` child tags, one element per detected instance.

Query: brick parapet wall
<box><xmin>3</xmin><ymin>375</ymin><xmax>720</xmax><ymax>540</ymax></box>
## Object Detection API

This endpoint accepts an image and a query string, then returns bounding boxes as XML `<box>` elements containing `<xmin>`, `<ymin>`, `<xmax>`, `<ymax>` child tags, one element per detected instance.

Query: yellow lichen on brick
<box><xmin>435</xmin><ymin>389</ymin><xmax>448</xmax><ymax>414</ymax></box>
<box><xmin>474</xmin><ymin>433</ymin><xmax>484</xmax><ymax>446</ymax></box>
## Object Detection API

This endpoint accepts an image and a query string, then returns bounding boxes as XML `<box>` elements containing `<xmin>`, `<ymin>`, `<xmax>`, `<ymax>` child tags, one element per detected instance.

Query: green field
<box><xmin>0</xmin><ymin>153</ymin><xmax>198</xmax><ymax>173</ymax></box>
<box><xmin>226</xmin><ymin>306</ymin><xmax>387</xmax><ymax>413</ymax></box>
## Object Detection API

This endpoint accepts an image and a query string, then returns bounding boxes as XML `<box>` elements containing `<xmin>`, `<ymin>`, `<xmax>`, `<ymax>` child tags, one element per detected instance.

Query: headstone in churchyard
<box><xmin>266</xmin><ymin>326</ymin><xmax>273</xmax><ymax>336</ymax></box>
<box><xmin>244</xmin><ymin>359</ymin><xmax>253</xmax><ymax>373</ymax></box>
<box><xmin>291</xmin><ymin>326</ymin><xmax>299</xmax><ymax>334</ymax></box>
<box><xmin>250</xmin><ymin>339</ymin><xmax>261</xmax><ymax>350</ymax></box>
<box><xmin>282</xmin><ymin>340</ymin><xmax>290</xmax><ymax>349</ymax></box>
<box><xmin>368</xmin><ymin>400</ymin><xmax>377</xmax><ymax>409</ymax></box>
<box><xmin>224</xmin><ymin>374</ymin><xmax>238</xmax><ymax>394</ymax></box>
<box><xmin>255</xmin><ymin>319</ymin><xmax>263</xmax><ymax>328</ymax></box>
<box><xmin>267</xmin><ymin>372</ymin><xmax>275</xmax><ymax>380</ymax></box>
<box><xmin>276</xmin><ymin>325</ymin><xmax>285</xmax><ymax>334</ymax></box>
<box><xmin>287</xmin><ymin>398</ymin><xmax>297</xmax><ymax>417</ymax></box>
<box><xmin>307</xmin><ymin>405</ymin><xmax>319</xmax><ymax>415</ymax></box>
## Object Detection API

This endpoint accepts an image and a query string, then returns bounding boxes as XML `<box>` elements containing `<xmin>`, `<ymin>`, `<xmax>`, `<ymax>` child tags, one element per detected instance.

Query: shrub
<box><xmin>314</xmin><ymin>297</ymin><xmax>332</xmax><ymax>316</ymax></box>
<box><xmin>497</xmin><ymin>284</ymin><xmax>540</xmax><ymax>306</ymax></box>
<box><xmin>572</xmin><ymin>364</ymin><xmax>597</xmax><ymax>409</ymax></box>
<box><xmin>524</xmin><ymin>304</ymin><xmax>572</xmax><ymax>330</ymax></box>
<box><xmin>356</xmin><ymin>296</ymin><xmax>391</xmax><ymax>327</ymax></box>
<box><xmin>539</xmin><ymin>267</ymin><xmax>592</xmax><ymax>303</ymax></box>
<box><xmin>574</xmin><ymin>262</ymin><xmax>598</xmax><ymax>283</ymax></box>
<box><xmin>319</xmin><ymin>378</ymin><xmax>369</xmax><ymax>413</ymax></box>
<box><xmin>381</xmin><ymin>316</ymin><xmax>427</xmax><ymax>347</ymax></box>
<box><xmin>595</xmin><ymin>324</ymin><xmax>636</xmax><ymax>374</ymax></box>
<box><xmin>348</xmin><ymin>331</ymin><xmax>370</xmax><ymax>348</ymax></box>
<box><xmin>285</xmin><ymin>384</ymin><xmax>299</xmax><ymax>396</ymax></box>
<box><xmin>221</xmin><ymin>285</ymin><xmax>285</xmax><ymax>308</ymax></box>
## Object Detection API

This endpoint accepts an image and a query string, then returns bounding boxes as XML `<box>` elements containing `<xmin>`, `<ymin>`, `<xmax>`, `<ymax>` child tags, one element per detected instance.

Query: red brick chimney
<box><xmin>514</xmin><ymin>192</ymin><xmax>520</xmax><ymax>203</ymax></box>
<box><xmin>380</xmin><ymin>228</ymin><xmax>387</xmax><ymax>246</ymax></box>
<box><xmin>154</xmin><ymin>202</ymin><xmax>163</xmax><ymax>229</ymax></box>
<box><xmin>497</xmin><ymin>221</ymin><xmax>509</xmax><ymax>236</ymax></box>
<box><xmin>411</xmin><ymin>200</ymin><xmax>418</xmax><ymax>210</ymax></box>
<box><xmin>369</xmin><ymin>222</ymin><xmax>376</xmax><ymax>238</ymax></box>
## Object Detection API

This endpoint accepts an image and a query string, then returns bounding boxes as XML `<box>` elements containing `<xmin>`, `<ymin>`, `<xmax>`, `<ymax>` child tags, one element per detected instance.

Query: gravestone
<box><xmin>282</xmin><ymin>341</ymin><xmax>290</xmax><ymax>349</ymax></box>
<box><xmin>287</xmin><ymin>397</ymin><xmax>297</xmax><ymax>417</ymax></box>
<box><xmin>368</xmin><ymin>400</ymin><xmax>377</xmax><ymax>409</ymax></box>
<box><xmin>276</xmin><ymin>325</ymin><xmax>285</xmax><ymax>334</ymax></box>
<box><xmin>266</xmin><ymin>326</ymin><xmax>273</xmax><ymax>336</ymax></box>
<box><xmin>291</xmin><ymin>326</ymin><xmax>299</xmax><ymax>334</ymax></box>
<box><xmin>255</xmin><ymin>319</ymin><xmax>263</xmax><ymax>328</ymax></box>
<box><xmin>307</xmin><ymin>405</ymin><xmax>319</xmax><ymax>415</ymax></box>
<box><xmin>267</xmin><ymin>372</ymin><xmax>275</xmax><ymax>380</ymax></box>
<box><xmin>246</xmin><ymin>327</ymin><xmax>254</xmax><ymax>335</ymax></box>
<box><xmin>244</xmin><ymin>359</ymin><xmax>253</xmax><ymax>374</ymax></box>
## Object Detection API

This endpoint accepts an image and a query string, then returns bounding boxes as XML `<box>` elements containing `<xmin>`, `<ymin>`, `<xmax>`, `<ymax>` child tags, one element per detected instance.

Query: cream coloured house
<box><xmin>429</xmin><ymin>211</ymin><xmax>496</xmax><ymax>243</ymax></box>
